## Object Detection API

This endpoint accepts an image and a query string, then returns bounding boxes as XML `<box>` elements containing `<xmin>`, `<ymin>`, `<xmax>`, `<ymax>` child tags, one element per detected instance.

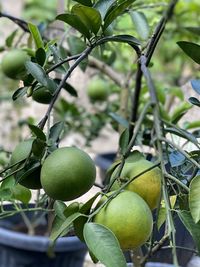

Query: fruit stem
<box><xmin>130</xmin><ymin>248</ymin><xmax>143</xmax><ymax>267</ymax></box>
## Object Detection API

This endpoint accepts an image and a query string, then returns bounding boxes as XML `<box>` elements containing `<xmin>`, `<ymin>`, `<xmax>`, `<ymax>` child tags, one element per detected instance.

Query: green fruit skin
<box><xmin>1</xmin><ymin>49</ymin><xmax>29</xmax><ymax>80</ymax></box>
<box><xmin>10</xmin><ymin>139</ymin><xmax>42</xmax><ymax>189</ymax></box>
<box><xmin>87</xmin><ymin>79</ymin><xmax>108</xmax><ymax>102</ymax></box>
<box><xmin>94</xmin><ymin>191</ymin><xmax>153</xmax><ymax>250</ymax></box>
<box><xmin>32</xmin><ymin>86</ymin><xmax>53</xmax><ymax>104</ymax></box>
<box><xmin>41</xmin><ymin>147</ymin><xmax>96</xmax><ymax>201</ymax></box>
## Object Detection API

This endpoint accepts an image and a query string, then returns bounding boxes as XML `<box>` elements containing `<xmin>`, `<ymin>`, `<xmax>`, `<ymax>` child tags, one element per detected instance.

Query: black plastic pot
<box><xmin>0</xmin><ymin>205</ymin><xmax>87</xmax><ymax>267</ymax></box>
<box><xmin>95</xmin><ymin>152</ymin><xmax>195</xmax><ymax>267</ymax></box>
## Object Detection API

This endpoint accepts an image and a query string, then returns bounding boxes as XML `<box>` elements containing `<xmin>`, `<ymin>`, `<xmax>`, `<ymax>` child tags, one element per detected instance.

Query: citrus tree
<box><xmin>0</xmin><ymin>1</ymin><xmax>200</xmax><ymax>267</ymax></box>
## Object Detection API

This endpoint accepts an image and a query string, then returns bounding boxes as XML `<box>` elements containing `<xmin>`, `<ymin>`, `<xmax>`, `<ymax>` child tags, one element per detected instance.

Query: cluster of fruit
<box><xmin>1</xmin><ymin>49</ymin><xmax>109</xmax><ymax>104</ymax></box>
<box><xmin>11</xmin><ymin>138</ymin><xmax>161</xmax><ymax>250</ymax></box>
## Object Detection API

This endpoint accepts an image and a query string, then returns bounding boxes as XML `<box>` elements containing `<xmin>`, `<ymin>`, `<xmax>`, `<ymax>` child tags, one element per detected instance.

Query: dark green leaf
<box><xmin>56</xmin><ymin>13</ymin><xmax>91</xmax><ymax>39</ymax></box>
<box><xmin>49</xmin><ymin>121</ymin><xmax>65</xmax><ymax>143</ymax></box>
<box><xmin>28</xmin><ymin>22</ymin><xmax>44</xmax><ymax>49</ymax></box>
<box><xmin>72</xmin><ymin>0</ymin><xmax>92</xmax><ymax>6</ymax></box>
<box><xmin>94</xmin><ymin>0</ymin><xmax>116</xmax><ymax>20</ymax></box>
<box><xmin>189</xmin><ymin>97</ymin><xmax>200</xmax><ymax>107</ymax></box>
<box><xmin>63</xmin><ymin>202</ymin><xmax>80</xmax><ymax>218</ymax></box>
<box><xmin>12</xmin><ymin>87</ymin><xmax>28</xmax><ymax>101</ymax></box>
<box><xmin>11</xmin><ymin>184</ymin><xmax>31</xmax><ymax>204</ymax></box>
<box><xmin>72</xmin><ymin>4</ymin><xmax>102</xmax><ymax>35</ymax></box>
<box><xmin>32</xmin><ymin>138</ymin><xmax>46</xmax><ymax>158</ymax></box>
<box><xmin>15</xmin><ymin>162</ymin><xmax>41</xmax><ymax>184</ymax></box>
<box><xmin>119</xmin><ymin>128</ymin><xmax>129</xmax><ymax>155</ymax></box>
<box><xmin>177</xmin><ymin>41</ymin><xmax>200</xmax><ymax>65</ymax></box>
<box><xmin>83</xmin><ymin>223</ymin><xmax>127</xmax><ymax>267</ymax></box>
<box><xmin>130</xmin><ymin>11</ymin><xmax>149</xmax><ymax>40</ymax></box>
<box><xmin>103</xmin><ymin>0</ymin><xmax>136</xmax><ymax>30</ymax></box>
<box><xmin>35</xmin><ymin>48</ymin><xmax>46</xmax><ymax>66</ymax></box>
<box><xmin>6</xmin><ymin>30</ymin><xmax>18</xmax><ymax>47</ymax></box>
<box><xmin>189</xmin><ymin>175</ymin><xmax>200</xmax><ymax>223</ymax></box>
<box><xmin>178</xmin><ymin>210</ymin><xmax>200</xmax><ymax>254</ymax></box>
<box><xmin>25</xmin><ymin>61</ymin><xmax>49</xmax><ymax>87</ymax></box>
<box><xmin>28</xmin><ymin>124</ymin><xmax>46</xmax><ymax>141</ymax></box>
<box><xmin>63</xmin><ymin>82</ymin><xmax>78</xmax><ymax>97</ymax></box>
<box><xmin>109</xmin><ymin>112</ymin><xmax>129</xmax><ymax>128</ymax></box>
<box><xmin>184</xmin><ymin>27</ymin><xmax>200</xmax><ymax>36</ymax></box>
<box><xmin>98</xmin><ymin>34</ymin><xmax>141</xmax><ymax>47</ymax></box>
<box><xmin>73</xmin><ymin>193</ymin><xmax>101</xmax><ymax>241</ymax></box>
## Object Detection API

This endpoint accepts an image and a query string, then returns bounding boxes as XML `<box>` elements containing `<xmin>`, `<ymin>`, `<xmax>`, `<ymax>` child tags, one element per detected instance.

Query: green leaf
<box><xmin>6</xmin><ymin>29</ymin><xmax>18</xmax><ymax>47</ymax></box>
<box><xmin>83</xmin><ymin>223</ymin><xmax>127</xmax><ymax>267</ymax></box>
<box><xmin>12</xmin><ymin>87</ymin><xmax>28</xmax><ymax>101</ymax></box>
<box><xmin>72</xmin><ymin>0</ymin><xmax>92</xmax><ymax>6</ymax></box>
<box><xmin>189</xmin><ymin>175</ymin><xmax>200</xmax><ymax>223</ymax></box>
<box><xmin>28</xmin><ymin>124</ymin><xmax>46</xmax><ymax>141</ymax></box>
<box><xmin>94</xmin><ymin>0</ymin><xmax>116</xmax><ymax>20</ymax></box>
<box><xmin>130</xmin><ymin>11</ymin><xmax>149</xmax><ymax>40</ymax></box>
<box><xmin>103</xmin><ymin>0</ymin><xmax>136</xmax><ymax>30</ymax></box>
<box><xmin>119</xmin><ymin>128</ymin><xmax>129</xmax><ymax>155</ymax></box>
<box><xmin>166</xmin><ymin>86</ymin><xmax>184</xmax><ymax>101</ymax></box>
<box><xmin>184</xmin><ymin>120</ymin><xmax>200</xmax><ymax>130</ymax></box>
<box><xmin>189</xmin><ymin>97</ymin><xmax>200</xmax><ymax>107</ymax></box>
<box><xmin>72</xmin><ymin>4</ymin><xmax>102</xmax><ymax>35</ymax></box>
<box><xmin>50</xmin><ymin>212</ymin><xmax>82</xmax><ymax>242</ymax></box>
<box><xmin>74</xmin><ymin>193</ymin><xmax>101</xmax><ymax>241</ymax></box>
<box><xmin>32</xmin><ymin>138</ymin><xmax>46</xmax><ymax>158</ymax></box>
<box><xmin>99</xmin><ymin>34</ymin><xmax>141</xmax><ymax>47</ymax></box>
<box><xmin>25</xmin><ymin>61</ymin><xmax>49</xmax><ymax>87</ymax></box>
<box><xmin>49</xmin><ymin>121</ymin><xmax>65</xmax><ymax>143</ymax></box>
<box><xmin>170</xmin><ymin>102</ymin><xmax>192</xmax><ymax>124</ymax></box>
<box><xmin>177</xmin><ymin>41</ymin><xmax>200</xmax><ymax>65</ymax></box>
<box><xmin>157</xmin><ymin>207</ymin><xmax>166</xmax><ymax>230</ymax></box>
<box><xmin>0</xmin><ymin>188</ymin><xmax>12</xmax><ymax>200</ymax></box>
<box><xmin>63</xmin><ymin>202</ymin><xmax>80</xmax><ymax>218</ymax></box>
<box><xmin>178</xmin><ymin>210</ymin><xmax>200</xmax><ymax>254</ymax></box>
<box><xmin>109</xmin><ymin>112</ymin><xmax>129</xmax><ymax>128</ymax></box>
<box><xmin>67</xmin><ymin>36</ymin><xmax>87</xmax><ymax>71</ymax></box>
<box><xmin>56</xmin><ymin>13</ymin><xmax>91</xmax><ymax>39</ymax></box>
<box><xmin>11</xmin><ymin>184</ymin><xmax>31</xmax><ymax>204</ymax></box>
<box><xmin>35</xmin><ymin>47</ymin><xmax>46</xmax><ymax>66</ymax></box>
<box><xmin>63</xmin><ymin>82</ymin><xmax>78</xmax><ymax>97</ymax></box>
<box><xmin>54</xmin><ymin>200</ymin><xmax>67</xmax><ymax>220</ymax></box>
<box><xmin>184</xmin><ymin>27</ymin><xmax>200</xmax><ymax>36</ymax></box>
<box><xmin>28</xmin><ymin>22</ymin><xmax>44</xmax><ymax>49</ymax></box>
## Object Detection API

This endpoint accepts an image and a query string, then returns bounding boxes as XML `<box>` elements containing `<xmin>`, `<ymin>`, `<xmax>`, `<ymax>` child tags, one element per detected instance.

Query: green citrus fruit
<box><xmin>94</xmin><ymin>190</ymin><xmax>153</xmax><ymax>250</ymax></box>
<box><xmin>1</xmin><ymin>49</ymin><xmax>29</xmax><ymax>80</ymax></box>
<box><xmin>87</xmin><ymin>78</ymin><xmax>108</xmax><ymax>102</ymax></box>
<box><xmin>40</xmin><ymin>147</ymin><xmax>96</xmax><ymax>201</ymax></box>
<box><xmin>32</xmin><ymin>86</ymin><xmax>53</xmax><ymax>104</ymax></box>
<box><xmin>10</xmin><ymin>139</ymin><xmax>42</xmax><ymax>189</ymax></box>
<box><xmin>111</xmin><ymin>158</ymin><xmax>162</xmax><ymax>210</ymax></box>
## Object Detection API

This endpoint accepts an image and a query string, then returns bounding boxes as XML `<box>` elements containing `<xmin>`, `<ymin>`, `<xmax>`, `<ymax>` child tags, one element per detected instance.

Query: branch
<box><xmin>38</xmin><ymin>45</ymin><xmax>94</xmax><ymax>129</ymax></box>
<box><xmin>0</xmin><ymin>12</ymin><xmax>29</xmax><ymax>32</ymax></box>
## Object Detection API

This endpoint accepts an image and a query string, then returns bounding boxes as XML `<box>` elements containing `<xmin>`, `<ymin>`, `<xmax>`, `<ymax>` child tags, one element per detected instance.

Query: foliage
<box><xmin>0</xmin><ymin>0</ymin><xmax>200</xmax><ymax>267</ymax></box>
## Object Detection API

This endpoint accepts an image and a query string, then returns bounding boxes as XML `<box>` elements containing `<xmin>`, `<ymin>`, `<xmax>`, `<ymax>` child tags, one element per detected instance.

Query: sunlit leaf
<box><xmin>83</xmin><ymin>223</ymin><xmax>127</xmax><ymax>267</ymax></box>
<box><xmin>130</xmin><ymin>11</ymin><xmax>149</xmax><ymax>40</ymax></box>
<box><xmin>72</xmin><ymin>4</ymin><xmax>102</xmax><ymax>35</ymax></box>
<box><xmin>103</xmin><ymin>0</ymin><xmax>136</xmax><ymax>30</ymax></box>
<box><xmin>56</xmin><ymin>13</ymin><xmax>91</xmax><ymax>39</ymax></box>
<box><xmin>28</xmin><ymin>22</ymin><xmax>44</xmax><ymax>49</ymax></box>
